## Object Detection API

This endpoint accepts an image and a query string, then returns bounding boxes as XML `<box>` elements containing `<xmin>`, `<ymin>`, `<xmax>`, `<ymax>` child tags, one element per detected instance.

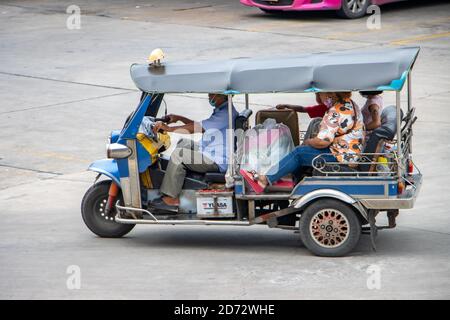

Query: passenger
<box><xmin>360</xmin><ymin>91</ymin><xmax>383</xmax><ymax>137</ymax></box>
<box><xmin>241</xmin><ymin>92</ymin><xmax>365</xmax><ymax>193</ymax></box>
<box><xmin>276</xmin><ymin>93</ymin><xmax>332</xmax><ymax>141</ymax></box>
<box><xmin>151</xmin><ymin>94</ymin><xmax>238</xmax><ymax>212</ymax></box>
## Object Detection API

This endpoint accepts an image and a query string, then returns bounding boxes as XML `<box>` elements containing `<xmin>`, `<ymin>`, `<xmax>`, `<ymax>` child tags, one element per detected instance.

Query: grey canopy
<box><xmin>130</xmin><ymin>46</ymin><xmax>419</xmax><ymax>94</ymax></box>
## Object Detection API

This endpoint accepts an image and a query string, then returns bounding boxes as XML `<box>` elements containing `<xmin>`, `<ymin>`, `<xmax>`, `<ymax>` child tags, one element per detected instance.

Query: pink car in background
<box><xmin>240</xmin><ymin>0</ymin><xmax>405</xmax><ymax>19</ymax></box>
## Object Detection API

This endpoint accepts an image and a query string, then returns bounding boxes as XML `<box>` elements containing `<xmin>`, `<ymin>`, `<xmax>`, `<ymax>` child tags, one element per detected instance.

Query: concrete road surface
<box><xmin>0</xmin><ymin>0</ymin><xmax>449</xmax><ymax>299</ymax></box>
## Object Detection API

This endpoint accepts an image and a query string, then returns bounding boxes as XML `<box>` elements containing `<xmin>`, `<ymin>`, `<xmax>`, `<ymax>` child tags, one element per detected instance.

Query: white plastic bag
<box><xmin>139</xmin><ymin>116</ymin><xmax>156</xmax><ymax>138</ymax></box>
<box><xmin>240</xmin><ymin>118</ymin><xmax>294</xmax><ymax>175</ymax></box>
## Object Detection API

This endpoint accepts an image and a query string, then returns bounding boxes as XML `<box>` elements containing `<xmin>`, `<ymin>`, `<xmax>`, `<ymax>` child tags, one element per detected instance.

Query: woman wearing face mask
<box><xmin>241</xmin><ymin>92</ymin><xmax>365</xmax><ymax>193</ymax></box>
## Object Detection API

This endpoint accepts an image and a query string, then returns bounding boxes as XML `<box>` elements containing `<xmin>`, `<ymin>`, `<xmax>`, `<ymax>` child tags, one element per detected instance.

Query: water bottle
<box><xmin>376</xmin><ymin>156</ymin><xmax>390</xmax><ymax>176</ymax></box>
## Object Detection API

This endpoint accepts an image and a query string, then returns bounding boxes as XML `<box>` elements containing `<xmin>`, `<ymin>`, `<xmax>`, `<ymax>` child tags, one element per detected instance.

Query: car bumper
<box><xmin>240</xmin><ymin>0</ymin><xmax>342</xmax><ymax>11</ymax></box>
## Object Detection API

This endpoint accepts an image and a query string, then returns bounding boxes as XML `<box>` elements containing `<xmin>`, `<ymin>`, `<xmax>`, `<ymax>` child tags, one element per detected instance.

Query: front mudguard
<box><xmin>88</xmin><ymin>159</ymin><xmax>121</xmax><ymax>186</ymax></box>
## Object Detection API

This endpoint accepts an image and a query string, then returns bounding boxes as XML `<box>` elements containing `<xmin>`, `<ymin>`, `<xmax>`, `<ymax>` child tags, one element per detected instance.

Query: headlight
<box><xmin>106</xmin><ymin>143</ymin><xmax>132</xmax><ymax>159</ymax></box>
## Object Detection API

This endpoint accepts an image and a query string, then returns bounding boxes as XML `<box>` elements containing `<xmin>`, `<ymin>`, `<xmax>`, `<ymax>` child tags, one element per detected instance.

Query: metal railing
<box><xmin>311</xmin><ymin>152</ymin><xmax>399</xmax><ymax>177</ymax></box>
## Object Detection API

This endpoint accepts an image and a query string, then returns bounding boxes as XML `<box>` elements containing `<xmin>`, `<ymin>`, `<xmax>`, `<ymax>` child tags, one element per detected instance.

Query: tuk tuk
<box><xmin>81</xmin><ymin>46</ymin><xmax>422</xmax><ymax>257</ymax></box>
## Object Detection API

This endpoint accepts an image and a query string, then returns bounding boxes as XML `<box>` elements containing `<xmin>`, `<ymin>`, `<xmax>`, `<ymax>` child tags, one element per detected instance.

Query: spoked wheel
<box><xmin>81</xmin><ymin>180</ymin><xmax>135</xmax><ymax>238</ymax></box>
<box><xmin>299</xmin><ymin>199</ymin><xmax>361</xmax><ymax>257</ymax></box>
<box><xmin>337</xmin><ymin>0</ymin><xmax>370</xmax><ymax>19</ymax></box>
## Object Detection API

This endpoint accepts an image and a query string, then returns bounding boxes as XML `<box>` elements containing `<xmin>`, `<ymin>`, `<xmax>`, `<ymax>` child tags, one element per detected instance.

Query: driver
<box><xmin>151</xmin><ymin>94</ymin><xmax>238</xmax><ymax>212</ymax></box>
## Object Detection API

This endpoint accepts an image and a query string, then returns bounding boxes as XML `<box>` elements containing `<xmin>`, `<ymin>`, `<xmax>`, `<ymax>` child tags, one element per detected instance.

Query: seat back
<box><xmin>255</xmin><ymin>109</ymin><xmax>300</xmax><ymax>146</ymax></box>
<box><xmin>365</xmin><ymin>105</ymin><xmax>401</xmax><ymax>151</ymax></box>
<box><xmin>235</xmin><ymin>109</ymin><xmax>253</xmax><ymax>131</ymax></box>
<box><xmin>234</xmin><ymin>109</ymin><xmax>253</xmax><ymax>153</ymax></box>
<box><xmin>377</xmin><ymin>105</ymin><xmax>399</xmax><ymax>140</ymax></box>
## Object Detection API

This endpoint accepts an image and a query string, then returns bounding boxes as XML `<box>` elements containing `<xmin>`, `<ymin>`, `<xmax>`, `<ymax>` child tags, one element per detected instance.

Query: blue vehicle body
<box><xmin>88</xmin><ymin>94</ymin><xmax>160</xmax><ymax>186</ymax></box>
<box><xmin>88</xmin><ymin>159</ymin><xmax>121</xmax><ymax>186</ymax></box>
<box><xmin>292</xmin><ymin>177</ymin><xmax>398</xmax><ymax>198</ymax></box>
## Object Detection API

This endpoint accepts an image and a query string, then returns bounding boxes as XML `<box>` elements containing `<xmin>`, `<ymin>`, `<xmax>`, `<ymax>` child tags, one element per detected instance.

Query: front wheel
<box><xmin>299</xmin><ymin>199</ymin><xmax>361</xmax><ymax>257</ymax></box>
<box><xmin>337</xmin><ymin>0</ymin><xmax>370</xmax><ymax>19</ymax></box>
<box><xmin>81</xmin><ymin>180</ymin><xmax>135</xmax><ymax>238</ymax></box>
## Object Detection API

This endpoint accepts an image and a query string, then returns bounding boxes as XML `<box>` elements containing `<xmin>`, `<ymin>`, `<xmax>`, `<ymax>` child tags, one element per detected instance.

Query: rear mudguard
<box><xmin>88</xmin><ymin>159</ymin><xmax>121</xmax><ymax>187</ymax></box>
<box><xmin>291</xmin><ymin>188</ymin><xmax>368</xmax><ymax>221</ymax></box>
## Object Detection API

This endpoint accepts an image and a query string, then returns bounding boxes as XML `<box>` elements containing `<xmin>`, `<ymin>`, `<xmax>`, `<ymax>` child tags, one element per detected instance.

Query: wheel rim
<box><xmin>309</xmin><ymin>209</ymin><xmax>350</xmax><ymax>248</ymax></box>
<box><xmin>345</xmin><ymin>0</ymin><xmax>367</xmax><ymax>13</ymax></box>
<box><xmin>93</xmin><ymin>196</ymin><xmax>116</xmax><ymax>223</ymax></box>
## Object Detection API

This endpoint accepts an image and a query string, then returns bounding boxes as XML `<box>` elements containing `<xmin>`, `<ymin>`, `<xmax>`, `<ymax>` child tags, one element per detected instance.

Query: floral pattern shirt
<box><xmin>317</xmin><ymin>99</ymin><xmax>365</xmax><ymax>163</ymax></box>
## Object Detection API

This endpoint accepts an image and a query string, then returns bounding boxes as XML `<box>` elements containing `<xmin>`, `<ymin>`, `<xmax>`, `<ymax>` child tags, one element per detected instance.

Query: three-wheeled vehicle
<box><xmin>81</xmin><ymin>46</ymin><xmax>422</xmax><ymax>257</ymax></box>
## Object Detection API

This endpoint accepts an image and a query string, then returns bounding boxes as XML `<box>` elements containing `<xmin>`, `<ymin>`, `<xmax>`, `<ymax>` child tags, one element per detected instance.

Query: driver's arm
<box><xmin>155</xmin><ymin>109</ymin><xmax>219</xmax><ymax>134</ymax></box>
<box><xmin>167</xmin><ymin>114</ymin><xmax>194</xmax><ymax>125</ymax></box>
<box><xmin>166</xmin><ymin>122</ymin><xmax>204</xmax><ymax>134</ymax></box>
<box><xmin>153</xmin><ymin>121</ymin><xmax>204</xmax><ymax>134</ymax></box>
<box><xmin>276</xmin><ymin>104</ymin><xmax>306</xmax><ymax>112</ymax></box>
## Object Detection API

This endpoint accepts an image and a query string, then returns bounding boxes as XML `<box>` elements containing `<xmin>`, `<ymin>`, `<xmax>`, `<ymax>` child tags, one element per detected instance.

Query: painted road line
<box><xmin>391</xmin><ymin>31</ymin><xmax>450</xmax><ymax>45</ymax></box>
<box><xmin>326</xmin><ymin>16</ymin><xmax>450</xmax><ymax>40</ymax></box>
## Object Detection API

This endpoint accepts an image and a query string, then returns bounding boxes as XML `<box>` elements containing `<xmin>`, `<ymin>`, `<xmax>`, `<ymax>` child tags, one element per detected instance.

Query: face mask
<box><xmin>324</xmin><ymin>97</ymin><xmax>333</xmax><ymax>108</ymax></box>
<box><xmin>209</xmin><ymin>95</ymin><xmax>217</xmax><ymax>107</ymax></box>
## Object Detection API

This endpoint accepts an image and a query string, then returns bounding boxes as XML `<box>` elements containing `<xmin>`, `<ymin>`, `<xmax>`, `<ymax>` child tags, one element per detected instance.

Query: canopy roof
<box><xmin>130</xmin><ymin>46</ymin><xmax>419</xmax><ymax>94</ymax></box>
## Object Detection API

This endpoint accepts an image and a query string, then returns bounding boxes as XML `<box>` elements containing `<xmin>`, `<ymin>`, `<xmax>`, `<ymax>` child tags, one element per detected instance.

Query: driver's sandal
<box><xmin>148</xmin><ymin>197</ymin><xmax>179</xmax><ymax>213</ymax></box>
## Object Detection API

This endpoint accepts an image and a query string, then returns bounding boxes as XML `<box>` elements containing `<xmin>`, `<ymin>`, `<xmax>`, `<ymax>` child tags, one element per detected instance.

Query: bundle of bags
<box><xmin>239</xmin><ymin>118</ymin><xmax>294</xmax><ymax>175</ymax></box>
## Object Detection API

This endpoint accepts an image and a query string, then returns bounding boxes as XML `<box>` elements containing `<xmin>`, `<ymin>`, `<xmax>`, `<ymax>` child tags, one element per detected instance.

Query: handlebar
<box><xmin>154</xmin><ymin>116</ymin><xmax>170</xmax><ymax>123</ymax></box>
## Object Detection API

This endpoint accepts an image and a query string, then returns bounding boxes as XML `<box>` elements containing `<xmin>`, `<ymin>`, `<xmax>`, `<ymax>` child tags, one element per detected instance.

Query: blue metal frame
<box><xmin>377</xmin><ymin>71</ymin><xmax>408</xmax><ymax>91</ymax></box>
<box><xmin>119</xmin><ymin>94</ymin><xmax>154</xmax><ymax>140</ymax></box>
<box><xmin>292</xmin><ymin>176</ymin><xmax>398</xmax><ymax>198</ymax></box>
<box><xmin>87</xmin><ymin>93</ymin><xmax>161</xmax><ymax>185</ymax></box>
<box><xmin>116</xmin><ymin>94</ymin><xmax>155</xmax><ymax>181</ymax></box>
<box><xmin>110</xmin><ymin>129</ymin><xmax>121</xmax><ymax>143</ymax></box>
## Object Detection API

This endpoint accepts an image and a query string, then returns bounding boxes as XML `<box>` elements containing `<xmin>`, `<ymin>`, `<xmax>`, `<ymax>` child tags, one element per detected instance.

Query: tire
<box><xmin>81</xmin><ymin>180</ymin><xmax>135</xmax><ymax>238</ymax></box>
<box><xmin>260</xmin><ymin>8</ymin><xmax>284</xmax><ymax>15</ymax></box>
<box><xmin>299</xmin><ymin>199</ymin><xmax>361</xmax><ymax>257</ymax></box>
<box><xmin>337</xmin><ymin>0</ymin><xmax>370</xmax><ymax>19</ymax></box>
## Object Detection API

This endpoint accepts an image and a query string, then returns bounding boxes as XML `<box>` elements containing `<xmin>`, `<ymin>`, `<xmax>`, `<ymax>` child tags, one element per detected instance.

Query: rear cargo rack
<box><xmin>311</xmin><ymin>152</ymin><xmax>399</xmax><ymax>177</ymax></box>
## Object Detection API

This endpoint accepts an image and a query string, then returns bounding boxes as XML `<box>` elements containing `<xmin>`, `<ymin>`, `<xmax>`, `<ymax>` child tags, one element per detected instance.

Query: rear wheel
<box><xmin>337</xmin><ymin>0</ymin><xmax>370</xmax><ymax>19</ymax></box>
<box><xmin>81</xmin><ymin>180</ymin><xmax>135</xmax><ymax>238</ymax></box>
<box><xmin>299</xmin><ymin>199</ymin><xmax>361</xmax><ymax>257</ymax></box>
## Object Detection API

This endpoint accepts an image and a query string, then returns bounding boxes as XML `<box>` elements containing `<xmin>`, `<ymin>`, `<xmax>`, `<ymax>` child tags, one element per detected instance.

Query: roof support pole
<box><xmin>396</xmin><ymin>90</ymin><xmax>402</xmax><ymax>180</ymax></box>
<box><xmin>407</xmin><ymin>71</ymin><xmax>412</xmax><ymax>154</ymax></box>
<box><xmin>407</xmin><ymin>71</ymin><xmax>412</xmax><ymax>112</ymax></box>
<box><xmin>245</xmin><ymin>93</ymin><xmax>249</xmax><ymax>110</ymax></box>
<box><xmin>228</xmin><ymin>94</ymin><xmax>234</xmax><ymax>178</ymax></box>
